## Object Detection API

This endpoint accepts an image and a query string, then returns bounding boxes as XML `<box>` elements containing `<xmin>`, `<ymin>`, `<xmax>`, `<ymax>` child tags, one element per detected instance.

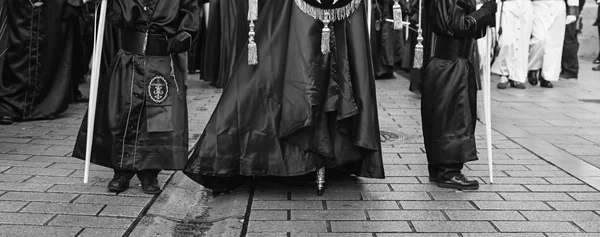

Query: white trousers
<box><xmin>528</xmin><ymin>1</ymin><xmax>566</xmax><ymax>82</ymax></box>
<box><xmin>491</xmin><ymin>1</ymin><xmax>533</xmax><ymax>83</ymax></box>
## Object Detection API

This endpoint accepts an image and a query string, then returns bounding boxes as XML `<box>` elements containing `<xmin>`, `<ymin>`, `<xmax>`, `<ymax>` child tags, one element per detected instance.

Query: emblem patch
<box><xmin>148</xmin><ymin>76</ymin><xmax>169</xmax><ymax>104</ymax></box>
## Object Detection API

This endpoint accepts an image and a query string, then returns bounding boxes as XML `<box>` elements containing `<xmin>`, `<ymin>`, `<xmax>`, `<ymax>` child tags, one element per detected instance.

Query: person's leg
<box><xmin>560</xmin><ymin>17</ymin><xmax>579</xmax><ymax>79</ymax></box>
<box><xmin>137</xmin><ymin>170</ymin><xmax>161</xmax><ymax>194</ymax></box>
<box><xmin>108</xmin><ymin>169</ymin><xmax>135</xmax><ymax>192</ymax></box>
<box><xmin>436</xmin><ymin>163</ymin><xmax>479</xmax><ymax>190</ymax></box>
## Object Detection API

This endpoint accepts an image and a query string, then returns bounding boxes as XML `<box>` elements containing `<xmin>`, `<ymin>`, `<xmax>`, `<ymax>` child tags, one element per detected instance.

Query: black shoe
<box><xmin>539</xmin><ymin>76</ymin><xmax>553</xmax><ymax>88</ymax></box>
<box><xmin>437</xmin><ymin>174</ymin><xmax>479</xmax><ymax>190</ymax></box>
<box><xmin>0</xmin><ymin>115</ymin><xmax>16</xmax><ymax>125</ymax></box>
<box><xmin>108</xmin><ymin>175</ymin><xmax>131</xmax><ymax>192</ymax></box>
<box><xmin>141</xmin><ymin>176</ymin><xmax>161</xmax><ymax>194</ymax></box>
<box><xmin>527</xmin><ymin>70</ymin><xmax>539</xmax><ymax>86</ymax></box>
<box><xmin>509</xmin><ymin>80</ymin><xmax>526</xmax><ymax>89</ymax></box>
<box><xmin>593</xmin><ymin>58</ymin><xmax>600</xmax><ymax>64</ymax></box>
<box><xmin>593</xmin><ymin>65</ymin><xmax>600</xmax><ymax>71</ymax></box>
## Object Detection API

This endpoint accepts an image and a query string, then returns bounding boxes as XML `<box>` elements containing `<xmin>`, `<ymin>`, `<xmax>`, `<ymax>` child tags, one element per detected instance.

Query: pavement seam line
<box><xmin>239</xmin><ymin>177</ymin><xmax>257</xmax><ymax>237</ymax></box>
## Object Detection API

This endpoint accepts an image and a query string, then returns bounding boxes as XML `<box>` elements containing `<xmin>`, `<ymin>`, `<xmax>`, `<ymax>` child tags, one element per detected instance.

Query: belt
<box><xmin>433</xmin><ymin>36</ymin><xmax>473</xmax><ymax>61</ymax></box>
<box><xmin>121</xmin><ymin>29</ymin><xmax>169</xmax><ymax>56</ymax></box>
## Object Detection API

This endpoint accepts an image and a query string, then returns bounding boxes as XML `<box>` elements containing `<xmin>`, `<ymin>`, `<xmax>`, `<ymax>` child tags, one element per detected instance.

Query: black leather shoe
<box><xmin>527</xmin><ymin>70</ymin><xmax>538</xmax><ymax>86</ymax></box>
<box><xmin>509</xmin><ymin>80</ymin><xmax>526</xmax><ymax>89</ymax></box>
<box><xmin>141</xmin><ymin>177</ymin><xmax>161</xmax><ymax>194</ymax></box>
<box><xmin>107</xmin><ymin>175</ymin><xmax>131</xmax><ymax>192</ymax></box>
<box><xmin>437</xmin><ymin>174</ymin><xmax>479</xmax><ymax>190</ymax></box>
<box><xmin>593</xmin><ymin>58</ymin><xmax>600</xmax><ymax>64</ymax></box>
<box><xmin>539</xmin><ymin>77</ymin><xmax>553</xmax><ymax>88</ymax></box>
<box><xmin>593</xmin><ymin>65</ymin><xmax>600</xmax><ymax>71</ymax></box>
<box><xmin>0</xmin><ymin>116</ymin><xmax>15</xmax><ymax>125</ymax></box>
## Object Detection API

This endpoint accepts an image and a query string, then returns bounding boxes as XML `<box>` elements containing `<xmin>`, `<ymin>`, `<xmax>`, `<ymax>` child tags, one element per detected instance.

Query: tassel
<box><xmin>248</xmin><ymin>0</ymin><xmax>258</xmax><ymax>21</ymax></box>
<box><xmin>392</xmin><ymin>0</ymin><xmax>403</xmax><ymax>30</ymax></box>
<box><xmin>248</xmin><ymin>21</ymin><xmax>258</xmax><ymax>65</ymax></box>
<box><xmin>321</xmin><ymin>13</ymin><xmax>331</xmax><ymax>54</ymax></box>
<box><xmin>413</xmin><ymin>29</ymin><xmax>424</xmax><ymax>69</ymax></box>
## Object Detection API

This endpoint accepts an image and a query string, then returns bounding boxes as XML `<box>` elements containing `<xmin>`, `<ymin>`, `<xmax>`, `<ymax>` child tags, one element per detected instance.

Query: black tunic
<box><xmin>421</xmin><ymin>0</ymin><xmax>492</xmax><ymax>165</ymax></box>
<box><xmin>72</xmin><ymin>0</ymin><xmax>200</xmax><ymax>171</ymax></box>
<box><xmin>184</xmin><ymin>0</ymin><xmax>384</xmax><ymax>188</ymax></box>
<box><xmin>0</xmin><ymin>0</ymin><xmax>78</xmax><ymax>120</ymax></box>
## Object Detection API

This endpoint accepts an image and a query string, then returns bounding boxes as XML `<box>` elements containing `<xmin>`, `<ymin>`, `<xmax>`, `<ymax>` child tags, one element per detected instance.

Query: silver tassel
<box><xmin>248</xmin><ymin>21</ymin><xmax>258</xmax><ymax>65</ymax></box>
<box><xmin>321</xmin><ymin>12</ymin><xmax>331</xmax><ymax>54</ymax></box>
<box><xmin>248</xmin><ymin>0</ymin><xmax>258</xmax><ymax>21</ymax></box>
<box><xmin>413</xmin><ymin>29</ymin><xmax>424</xmax><ymax>69</ymax></box>
<box><xmin>392</xmin><ymin>0</ymin><xmax>402</xmax><ymax>30</ymax></box>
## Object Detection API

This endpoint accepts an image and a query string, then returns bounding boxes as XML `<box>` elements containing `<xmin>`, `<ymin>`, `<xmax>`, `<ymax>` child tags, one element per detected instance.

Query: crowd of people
<box><xmin>0</xmin><ymin>0</ymin><xmax>597</xmax><ymax>195</ymax></box>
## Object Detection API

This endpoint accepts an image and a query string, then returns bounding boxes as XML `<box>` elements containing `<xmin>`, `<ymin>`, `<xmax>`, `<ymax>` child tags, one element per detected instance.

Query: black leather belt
<box><xmin>121</xmin><ymin>29</ymin><xmax>169</xmax><ymax>56</ymax></box>
<box><xmin>433</xmin><ymin>36</ymin><xmax>473</xmax><ymax>61</ymax></box>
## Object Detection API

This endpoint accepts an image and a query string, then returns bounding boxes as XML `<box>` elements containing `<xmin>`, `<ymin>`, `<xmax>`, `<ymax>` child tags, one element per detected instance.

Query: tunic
<box><xmin>72</xmin><ymin>0</ymin><xmax>200</xmax><ymax>171</ymax></box>
<box><xmin>421</xmin><ymin>0</ymin><xmax>492</xmax><ymax>165</ymax></box>
<box><xmin>184</xmin><ymin>0</ymin><xmax>384</xmax><ymax>189</ymax></box>
<box><xmin>0</xmin><ymin>0</ymin><xmax>78</xmax><ymax>120</ymax></box>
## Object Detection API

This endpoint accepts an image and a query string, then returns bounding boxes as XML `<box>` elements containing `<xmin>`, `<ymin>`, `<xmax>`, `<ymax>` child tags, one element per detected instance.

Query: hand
<box><xmin>481</xmin><ymin>0</ymin><xmax>498</xmax><ymax>14</ymax></box>
<box><xmin>167</xmin><ymin>31</ymin><xmax>193</xmax><ymax>54</ymax></box>
<box><xmin>566</xmin><ymin>15</ymin><xmax>577</xmax><ymax>25</ymax></box>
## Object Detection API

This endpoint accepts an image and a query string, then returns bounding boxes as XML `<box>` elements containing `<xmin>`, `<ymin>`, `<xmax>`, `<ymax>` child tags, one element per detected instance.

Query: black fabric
<box><xmin>561</xmin><ymin>19</ymin><xmax>580</xmax><ymax>78</ymax></box>
<box><xmin>302</xmin><ymin>0</ymin><xmax>355</xmax><ymax>9</ymax></box>
<box><xmin>0</xmin><ymin>0</ymin><xmax>75</xmax><ymax>120</ymax></box>
<box><xmin>421</xmin><ymin>0</ymin><xmax>490</xmax><ymax>165</ymax></box>
<box><xmin>184</xmin><ymin>0</ymin><xmax>384</xmax><ymax>189</ymax></box>
<box><xmin>72</xmin><ymin>0</ymin><xmax>200</xmax><ymax>171</ymax></box>
<box><xmin>188</xmin><ymin>0</ymin><xmax>206</xmax><ymax>73</ymax></box>
<box><xmin>0</xmin><ymin>0</ymin><xmax>7</xmax><ymax>89</ymax></box>
<box><xmin>429</xmin><ymin>163</ymin><xmax>463</xmax><ymax>181</ymax></box>
<box><xmin>370</xmin><ymin>0</ymin><xmax>396</xmax><ymax>78</ymax></box>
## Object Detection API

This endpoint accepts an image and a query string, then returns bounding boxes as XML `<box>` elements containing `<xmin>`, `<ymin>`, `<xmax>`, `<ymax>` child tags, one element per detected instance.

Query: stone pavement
<box><xmin>2</xmin><ymin>61</ymin><xmax>600</xmax><ymax>236</ymax></box>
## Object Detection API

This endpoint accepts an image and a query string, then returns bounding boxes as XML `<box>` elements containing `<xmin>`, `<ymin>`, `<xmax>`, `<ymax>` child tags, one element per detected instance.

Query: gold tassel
<box><xmin>392</xmin><ymin>0</ymin><xmax>403</xmax><ymax>30</ymax></box>
<box><xmin>248</xmin><ymin>21</ymin><xmax>258</xmax><ymax>65</ymax></box>
<box><xmin>321</xmin><ymin>12</ymin><xmax>331</xmax><ymax>54</ymax></box>
<box><xmin>413</xmin><ymin>29</ymin><xmax>423</xmax><ymax>69</ymax></box>
<box><xmin>248</xmin><ymin>0</ymin><xmax>258</xmax><ymax>21</ymax></box>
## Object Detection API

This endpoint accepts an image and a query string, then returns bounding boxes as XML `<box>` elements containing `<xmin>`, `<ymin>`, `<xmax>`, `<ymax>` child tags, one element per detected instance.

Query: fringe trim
<box><xmin>293</xmin><ymin>0</ymin><xmax>362</xmax><ymax>22</ymax></box>
<box><xmin>248</xmin><ymin>21</ymin><xmax>258</xmax><ymax>65</ymax></box>
<box><xmin>392</xmin><ymin>1</ymin><xmax>402</xmax><ymax>30</ymax></box>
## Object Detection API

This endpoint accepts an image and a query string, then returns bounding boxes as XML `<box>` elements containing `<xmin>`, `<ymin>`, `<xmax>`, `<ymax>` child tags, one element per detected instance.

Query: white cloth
<box><xmin>490</xmin><ymin>1</ymin><xmax>533</xmax><ymax>84</ymax></box>
<box><xmin>528</xmin><ymin>1</ymin><xmax>566</xmax><ymax>82</ymax></box>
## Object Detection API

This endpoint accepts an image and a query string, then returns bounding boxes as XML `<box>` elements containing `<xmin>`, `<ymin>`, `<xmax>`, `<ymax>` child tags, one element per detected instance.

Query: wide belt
<box><xmin>121</xmin><ymin>29</ymin><xmax>169</xmax><ymax>56</ymax></box>
<box><xmin>433</xmin><ymin>36</ymin><xmax>473</xmax><ymax>61</ymax></box>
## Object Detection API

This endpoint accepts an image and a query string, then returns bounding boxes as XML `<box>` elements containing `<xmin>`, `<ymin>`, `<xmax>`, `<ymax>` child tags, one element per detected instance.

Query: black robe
<box><xmin>72</xmin><ymin>0</ymin><xmax>200</xmax><ymax>171</ymax></box>
<box><xmin>187</xmin><ymin>0</ymin><xmax>207</xmax><ymax>74</ymax></box>
<box><xmin>370</xmin><ymin>0</ymin><xmax>396</xmax><ymax>79</ymax></box>
<box><xmin>0</xmin><ymin>0</ymin><xmax>7</xmax><ymax>80</ymax></box>
<box><xmin>184</xmin><ymin>0</ymin><xmax>384</xmax><ymax>189</ymax></box>
<box><xmin>0</xmin><ymin>0</ymin><xmax>78</xmax><ymax>121</ymax></box>
<box><xmin>421</xmin><ymin>0</ymin><xmax>491</xmax><ymax>165</ymax></box>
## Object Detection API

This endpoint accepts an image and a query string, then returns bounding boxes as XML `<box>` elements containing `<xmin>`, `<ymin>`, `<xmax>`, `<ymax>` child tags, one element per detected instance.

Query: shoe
<box><xmin>593</xmin><ymin>58</ymin><xmax>600</xmax><ymax>64</ymax></box>
<box><xmin>141</xmin><ymin>176</ymin><xmax>161</xmax><ymax>194</ymax></box>
<box><xmin>593</xmin><ymin>65</ymin><xmax>600</xmax><ymax>71</ymax></box>
<box><xmin>559</xmin><ymin>72</ymin><xmax>577</xmax><ymax>80</ymax></box>
<box><xmin>73</xmin><ymin>94</ymin><xmax>89</xmax><ymax>103</ymax></box>
<box><xmin>0</xmin><ymin>115</ymin><xmax>16</xmax><ymax>125</ymax></box>
<box><xmin>509</xmin><ymin>80</ymin><xmax>526</xmax><ymax>89</ymax></box>
<box><xmin>437</xmin><ymin>174</ymin><xmax>479</xmax><ymax>190</ymax></box>
<box><xmin>527</xmin><ymin>70</ymin><xmax>538</xmax><ymax>86</ymax></box>
<box><xmin>497</xmin><ymin>81</ymin><xmax>508</xmax><ymax>89</ymax></box>
<box><xmin>539</xmin><ymin>76</ymin><xmax>553</xmax><ymax>88</ymax></box>
<box><xmin>107</xmin><ymin>175</ymin><xmax>131</xmax><ymax>192</ymax></box>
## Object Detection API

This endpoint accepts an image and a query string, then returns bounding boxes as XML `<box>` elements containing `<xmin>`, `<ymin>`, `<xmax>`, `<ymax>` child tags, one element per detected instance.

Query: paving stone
<box><xmin>292</xmin><ymin>233</ymin><xmax>372</xmax><ymax>237</ymax></box>
<box><xmin>253</xmin><ymin>191</ymin><xmax>288</xmax><ymax>200</ymax></box>
<box><xmin>0</xmin><ymin>154</ymin><xmax>32</xmax><ymax>161</ymax></box>
<box><xmin>467</xmin><ymin>164</ymin><xmax>529</xmax><ymax>171</ymax></box>
<box><xmin>99</xmin><ymin>205</ymin><xmax>145</xmax><ymax>217</ymax></box>
<box><xmin>547</xmin><ymin>201</ymin><xmax>600</xmax><ymax>210</ymax></box>
<box><xmin>292</xmin><ymin>210</ymin><xmax>366</xmax><ymax>220</ymax></box>
<box><xmin>47</xmin><ymin>163</ymin><xmax>111</xmax><ymax>171</ymax></box>
<box><xmin>0</xmin><ymin>192</ymin><xmax>78</xmax><ymax>203</ymax></box>
<box><xmin>327</xmin><ymin>183</ymin><xmax>391</xmax><ymax>192</ymax></box>
<box><xmin>445</xmin><ymin>210</ymin><xmax>526</xmax><ymax>220</ymax></box>
<box><xmin>568</xmin><ymin>193</ymin><xmax>600</xmax><ymax>201</ymax></box>
<box><xmin>524</xmin><ymin>185</ymin><xmax>597</xmax><ymax>192</ymax></box>
<box><xmin>520</xmin><ymin>211</ymin><xmax>600</xmax><ymax>221</ymax></box>
<box><xmin>25</xmin><ymin>176</ymin><xmax>82</xmax><ymax>184</ymax></box>
<box><xmin>357</xmin><ymin>177</ymin><xmax>419</xmax><ymax>183</ymax></box>
<box><xmin>499</xmin><ymin>192</ymin><xmax>574</xmax><ymax>201</ymax></box>
<box><xmin>246</xmin><ymin>233</ymin><xmax>287</xmax><ymax>237</ymax></box>
<box><xmin>48</xmin><ymin>215</ymin><xmax>134</xmax><ymax>229</ymax></box>
<box><xmin>493</xmin><ymin>160</ymin><xmax>548</xmax><ymax>165</ymax></box>
<box><xmin>368</xmin><ymin>210</ymin><xmax>446</xmax><ymax>220</ymax></box>
<box><xmin>468</xmin><ymin>184</ymin><xmax>529</xmax><ymax>192</ymax></box>
<box><xmin>291</xmin><ymin>191</ymin><xmax>361</xmax><ymax>200</ymax></box>
<box><xmin>247</xmin><ymin>221</ymin><xmax>327</xmax><ymax>232</ymax></box>
<box><xmin>27</xmin><ymin>155</ymin><xmax>83</xmax><ymax>163</ymax></box>
<box><xmin>377</xmin><ymin>234</ymin><xmax>459</xmax><ymax>237</ymax></box>
<box><xmin>0</xmin><ymin>183</ymin><xmax>52</xmax><ymax>192</ymax></box>
<box><xmin>73</xmin><ymin>194</ymin><xmax>150</xmax><ymax>206</ymax></box>
<box><xmin>574</xmin><ymin>221</ymin><xmax>600</xmax><ymax>232</ymax></box>
<box><xmin>47</xmin><ymin>184</ymin><xmax>113</xmax><ymax>195</ymax></box>
<box><xmin>3</xmin><ymin>167</ymin><xmax>74</xmax><ymax>176</ymax></box>
<box><xmin>0</xmin><ymin>225</ymin><xmax>81</xmax><ymax>237</ymax></box>
<box><xmin>400</xmin><ymin>201</ymin><xmax>475</xmax><ymax>210</ymax></box>
<box><xmin>250</xmin><ymin>210</ymin><xmax>288</xmax><ymax>220</ymax></box>
<box><xmin>546</xmin><ymin>234</ymin><xmax>600</xmax><ymax>237</ymax></box>
<box><xmin>0</xmin><ymin>160</ymin><xmax>54</xmax><ymax>168</ymax></box>
<box><xmin>0</xmin><ymin>201</ymin><xmax>27</xmax><ymax>212</ymax></box>
<box><xmin>412</xmin><ymin>221</ymin><xmax>496</xmax><ymax>232</ymax></box>
<box><xmin>430</xmin><ymin>192</ymin><xmax>503</xmax><ymax>201</ymax></box>
<box><xmin>461</xmin><ymin>234</ymin><xmax>545</xmax><ymax>237</ymax></box>
<box><xmin>545</xmin><ymin>177</ymin><xmax>585</xmax><ymax>184</ymax></box>
<box><xmin>78</xmin><ymin>228</ymin><xmax>127</xmax><ymax>237</ymax></box>
<box><xmin>252</xmin><ymin>201</ymin><xmax>323</xmax><ymax>210</ymax></box>
<box><xmin>361</xmin><ymin>192</ymin><xmax>431</xmax><ymax>201</ymax></box>
<box><xmin>474</xmin><ymin>201</ymin><xmax>552</xmax><ymax>210</ymax></box>
<box><xmin>524</xmin><ymin>165</ymin><xmax>562</xmax><ymax>171</ymax></box>
<box><xmin>493</xmin><ymin>221</ymin><xmax>580</xmax><ymax>232</ymax></box>
<box><xmin>390</xmin><ymin>184</ymin><xmax>458</xmax><ymax>192</ymax></box>
<box><xmin>0</xmin><ymin>213</ymin><xmax>53</xmax><ymax>225</ymax></box>
<box><xmin>330</xmin><ymin>220</ymin><xmax>411</xmax><ymax>232</ymax></box>
<box><xmin>0</xmin><ymin>174</ymin><xmax>31</xmax><ymax>182</ymax></box>
<box><xmin>21</xmin><ymin>202</ymin><xmax>103</xmax><ymax>215</ymax></box>
<box><xmin>482</xmin><ymin>177</ymin><xmax>549</xmax><ymax>184</ymax></box>
<box><xmin>327</xmin><ymin>201</ymin><xmax>399</xmax><ymax>210</ymax></box>
<box><xmin>505</xmin><ymin>171</ymin><xmax>570</xmax><ymax>177</ymax></box>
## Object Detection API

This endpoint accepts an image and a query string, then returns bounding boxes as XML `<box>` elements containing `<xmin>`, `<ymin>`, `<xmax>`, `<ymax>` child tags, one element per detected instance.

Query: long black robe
<box><xmin>370</xmin><ymin>0</ymin><xmax>396</xmax><ymax>79</ymax></box>
<box><xmin>184</xmin><ymin>0</ymin><xmax>384</xmax><ymax>188</ymax></box>
<box><xmin>421</xmin><ymin>0</ymin><xmax>490</xmax><ymax>165</ymax></box>
<box><xmin>0</xmin><ymin>0</ymin><xmax>77</xmax><ymax>121</ymax></box>
<box><xmin>187</xmin><ymin>0</ymin><xmax>207</xmax><ymax>74</ymax></box>
<box><xmin>0</xmin><ymin>0</ymin><xmax>7</xmax><ymax>81</ymax></box>
<box><xmin>72</xmin><ymin>0</ymin><xmax>200</xmax><ymax>171</ymax></box>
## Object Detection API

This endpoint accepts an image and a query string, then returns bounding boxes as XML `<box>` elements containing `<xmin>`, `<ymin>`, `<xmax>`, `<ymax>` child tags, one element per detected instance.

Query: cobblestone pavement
<box><xmin>0</xmin><ymin>79</ymin><xmax>218</xmax><ymax>237</ymax></box>
<box><xmin>2</xmin><ymin>61</ymin><xmax>600</xmax><ymax>236</ymax></box>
